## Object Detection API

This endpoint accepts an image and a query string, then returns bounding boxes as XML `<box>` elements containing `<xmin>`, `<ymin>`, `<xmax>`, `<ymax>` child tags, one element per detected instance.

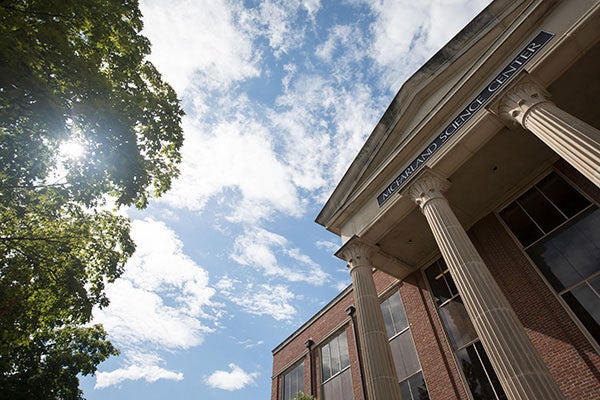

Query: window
<box><xmin>381</xmin><ymin>291</ymin><xmax>430</xmax><ymax>400</ymax></box>
<box><xmin>283</xmin><ymin>362</ymin><xmax>304</xmax><ymax>400</ymax></box>
<box><xmin>320</xmin><ymin>330</ymin><xmax>353</xmax><ymax>399</ymax></box>
<box><xmin>499</xmin><ymin>172</ymin><xmax>599</xmax><ymax>343</ymax></box>
<box><xmin>425</xmin><ymin>260</ymin><xmax>507</xmax><ymax>400</ymax></box>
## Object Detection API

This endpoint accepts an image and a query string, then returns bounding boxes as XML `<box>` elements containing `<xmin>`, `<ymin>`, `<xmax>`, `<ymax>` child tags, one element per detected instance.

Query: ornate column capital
<box><xmin>335</xmin><ymin>236</ymin><xmax>374</xmax><ymax>270</ymax></box>
<box><xmin>407</xmin><ymin>170</ymin><xmax>451</xmax><ymax>209</ymax></box>
<box><xmin>498</xmin><ymin>81</ymin><xmax>551</xmax><ymax>127</ymax></box>
<box><xmin>335</xmin><ymin>236</ymin><xmax>413</xmax><ymax>276</ymax></box>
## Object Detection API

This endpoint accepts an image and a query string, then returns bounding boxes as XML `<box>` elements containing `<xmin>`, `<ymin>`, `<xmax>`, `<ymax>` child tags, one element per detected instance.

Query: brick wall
<box><xmin>271</xmin><ymin>270</ymin><xmax>397</xmax><ymax>400</ymax></box>
<box><xmin>469</xmin><ymin>211</ymin><xmax>600</xmax><ymax>399</ymax></box>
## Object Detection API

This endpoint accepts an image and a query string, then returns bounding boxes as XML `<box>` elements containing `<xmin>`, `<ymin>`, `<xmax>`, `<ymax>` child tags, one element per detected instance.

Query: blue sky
<box><xmin>79</xmin><ymin>1</ymin><xmax>491</xmax><ymax>398</ymax></box>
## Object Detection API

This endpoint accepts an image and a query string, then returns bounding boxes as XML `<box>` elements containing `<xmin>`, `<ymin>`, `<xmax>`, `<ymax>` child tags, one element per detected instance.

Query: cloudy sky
<box><xmin>79</xmin><ymin>0</ymin><xmax>491</xmax><ymax>398</ymax></box>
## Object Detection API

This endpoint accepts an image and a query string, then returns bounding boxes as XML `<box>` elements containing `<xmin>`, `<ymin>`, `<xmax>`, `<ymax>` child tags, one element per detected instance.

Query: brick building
<box><xmin>271</xmin><ymin>1</ymin><xmax>600</xmax><ymax>399</ymax></box>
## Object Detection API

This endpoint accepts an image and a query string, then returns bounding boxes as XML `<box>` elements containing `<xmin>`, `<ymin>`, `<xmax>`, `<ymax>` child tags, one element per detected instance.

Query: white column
<box><xmin>407</xmin><ymin>171</ymin><xmax>565</xmax><ymax>400</ymax></box>
<box><xmin>499</xmin><ymin>81</ymin><xmax>600</xmax><ymax>186</ymax></box>
<box><xmin>338</xmin><ymin>241</ymin><xmax>403</xmax><ymax>400</ymax></box>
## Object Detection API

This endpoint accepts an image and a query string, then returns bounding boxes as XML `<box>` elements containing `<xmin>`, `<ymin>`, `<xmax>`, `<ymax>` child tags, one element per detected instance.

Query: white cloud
<box><xmin>334</xmin><ymin>280</ymin><xmax>351</xmax><ymax>291</ymax></box>
<box><xmin>160</xmin><ymin>117</ymin><xmax>303</xmax><ymax>223</ymax></box>
<box><xmin>95</xmin><ymin>352</ymin><xmax>184</xmax><ymax>389</ymax></box>
<box><xmin>205</xmin><ymin>364</ymin><xmax>259</xmax><ymax>391</ymax></box>
<box><xmin>302</xmin><ymin>0</ymin><xmax>321</xmax><ymax>17</ymax></box>
<box><xmin>140</xmin><ymin>0</ymin><xmax>259</xmax><ymax>93</ymax></box>
<box><xmin>316</xmin><ymin>240</ymin><xmax>340</xmax><ymax>253</ymax></box>
<box><xmin>232</xmin><ymin>284</ymin><xmax>297</xmax><ymax>321</ymax></box>
<box><xmin>93</xmin><ymin>219</ymin><xmax>218</xmax><ymax>387</ymax></box>
<box><xmin>215</xmin><ymin>275</ymin><xmax>236</xmax><ymax>292</ymax></box>
<box><xmin>248</xmin><ymin>0</ymin><xmax>319</xmax><ymax>57</ymax></box>
<box><xmin>316</xmin><ymin>24</ymin><xmax>366</xmax><ymax>71</ymax></box>
<box><xmin>231</xmin><ymin>227</ymin><xmax>329</xmax><ymax>285</ymax></box>
<box><xmin>271</xmin><ymin>76</ymin><xmax>381</xmax><ymax>201</ymax></box>
<box><xmin>364</xmin><ymin>0</ymin><xmax>492</xmax><ymax>91</ymax></box>
<box><xmin>237</xmin><ymin>338</ymin><xmax>265</xmax><ymax>349</ymax></box>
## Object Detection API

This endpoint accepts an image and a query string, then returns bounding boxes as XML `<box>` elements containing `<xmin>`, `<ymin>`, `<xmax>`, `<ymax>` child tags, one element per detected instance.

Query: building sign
<box><xmin>377</xmin><ymin>31</ymin><xmax>554</xmax><ymax>207</ymax></box>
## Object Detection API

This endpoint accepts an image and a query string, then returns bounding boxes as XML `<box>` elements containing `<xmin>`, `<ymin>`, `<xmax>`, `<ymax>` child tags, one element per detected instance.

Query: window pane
<box><xmin>382</xmin><ymin>299</ymin><xmax>396</xmax><ymax>338</ymax></box>
<box><xmin>322</xmin><ymin>367</ymin><xmax>354</xmax><ymax>400</ymax></box>
<box><xmin>389</xmin><ymin>291</ymin><xmax>409</xmax><ymax>333</ymax></box>
<box><xmin>445</xmin><ymin>268</ymin><xmax>459</xmax><ymax>299</ymax></box>
<box><xmin>340</xmin><ymin>367</ymin><xmax>354</xmax><ymax>399</ymax></box>
<box><xmin>475</xmin><ymin>341</ymin><xmax>506</xmax><ymax>400</ymax></box>
<box><xmin>527</xmin><ymin>208</ymin><xmax>600</xmax><ymax>291</ymax></box>
<box><xmin>425</xmin><ymin>261</ymin><xmax>453</xmax><ymax>305</ymax></box>
<box><xmin>537</xmin><ymin>173</ymin><xmax>590</xmax><ymax>217</ymax></box>
<box><xmin>283</xmin><ymin>363</ymin><xmax>304</xmax><ymax>400</ymax></box>
<box><xmin>400</xmin><ymin>379</ymin><xmax>412</xmax><ymax>400</ymax></box>
<box><xmin>339</xmin><ymin>331</ymin><xmax>350</xmax><ymax>369</ymax></box>
<box><xmin>438</xmin><ymin>297</ymin><xmax>478</xmax><ymax>350</ymax></box>
<box><xmin>456</xmin><ymin>343</ymin><xmax>499</xmax><ymax>400</ymax></box>
<box><xmin>284</xmin><ymin>374</ymin><xmax>292</xmax><ymax>399</ymax></box>
<box><xmin>321</xmin><ymin>331</ymin><xmax>350</xmax><ymax>382</ymax></box>
<box><xmin>499</xmin><ymin>202</ymin><xmax>544</xmax><ymax>247</ymax></box>
<box><xmin>562</xmin><ymin>282</ymin><xmax>600</xmax><ymax>343</ymax></box>
<box><xmin>330</xmin><ymin>335</ymin><xmax>341</xmax><ymax>375</ymax></box>
<box><xmin>390</xmin><ymin>331</ymin><xmax>420</xmax><ymax>381</ymax></box>
<box><xmin>321</xmin><ymin>344</ymin><xmax>331</xmax><ymax>381</ymax></box>
<box><xmin>408</xmin><ymin>372</ymin><xmax>430</xmax><ymax>400</ymax></box>
<box><xmin>518</xmin><ymin>188</ymin><xmax>566</xmax><ymax>233</ymax></box>
<box><xmin>381</xmin><ymin>292</ymin><xmax>409</xmax><ymax>338</ymax></box>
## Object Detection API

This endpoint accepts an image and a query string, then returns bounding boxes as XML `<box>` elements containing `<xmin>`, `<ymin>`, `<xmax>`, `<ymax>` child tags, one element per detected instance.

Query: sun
<box><xmin>59</xmin><ymin>140</ymin><xmax>86</xmax><ymax>159</ymax></box>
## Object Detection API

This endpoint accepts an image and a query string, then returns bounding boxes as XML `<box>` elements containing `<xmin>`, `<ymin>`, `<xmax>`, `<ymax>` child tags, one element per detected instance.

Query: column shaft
<box><xmin>523</xmin><ymin>102</ymin><xmax>600</xmax><ymax>185</ymax></box>
<box><xmin>342</xmin><ymin>242</ymin><xmax>402</xmax><ymax>400</ymax></box>
<box><xmin>409</xmin><ymin>173</ymin><xmax>565</xmax><ymax>400</ymax></box>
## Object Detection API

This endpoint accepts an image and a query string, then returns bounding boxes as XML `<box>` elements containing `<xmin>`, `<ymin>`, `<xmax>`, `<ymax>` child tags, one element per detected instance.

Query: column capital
<box><xmin>498</xmin><ymin>81</ymin><xmax>551</xmax><ymax>127</ymax></box>
<box><xmin>335</xmin><ymin>236</ymin><xmax>413</xmax><ymax>276</ymax></box>
<box><xmin>335</xmin><ymin>236</ymin><xmax>374</xmax><ymax>270</ymax></box>
<box><xmin>407</xmin><ymin>170</ymin><xmax>451</xmax><ymax>209</ymax></box>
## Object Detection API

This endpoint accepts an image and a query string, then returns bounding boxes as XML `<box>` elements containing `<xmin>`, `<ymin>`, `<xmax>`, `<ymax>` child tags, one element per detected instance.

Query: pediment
<box><xmin>316</xmin><ymin>0</ymin><xmax>555</xmax><ymax>234</ymax></box>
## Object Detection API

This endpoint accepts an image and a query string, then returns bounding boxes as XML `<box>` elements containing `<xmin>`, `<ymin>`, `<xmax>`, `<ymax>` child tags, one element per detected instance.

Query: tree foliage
<box><xmin>0</xmin><ymin>0</ymin><xmax>184</xmax><ymax>398</ymax></box>
<box><xmin>0</xmin><ymin>0</ymin><xmax>184</xmax><ymax>208</ymax></box>
<box><xmin>292</xmin><ymin>393</ymin><xmax>317</xmax><ymax>400</ymax></box>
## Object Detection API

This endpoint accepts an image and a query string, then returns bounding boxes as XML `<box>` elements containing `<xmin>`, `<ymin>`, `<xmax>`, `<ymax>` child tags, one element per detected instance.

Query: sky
<box><xmin>79</xmin><ymin>1</ymin><xmax>491</xmax><ymax>399</ymax></box>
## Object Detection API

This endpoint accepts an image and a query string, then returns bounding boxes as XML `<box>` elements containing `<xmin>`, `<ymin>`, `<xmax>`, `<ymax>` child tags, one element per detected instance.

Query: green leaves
<box><xmin>0</xmin><ymin>186</ymin><xmax>132</xmax><ymax>398</ymax></box>
<box><xmin>0</xmin><ymin>0</ymin><xmax>184</xmax><ymax>397</ymax></box>
<box><xmin>0</xmin><ymin>0</ymin><xmax>184</xmax><ymax>208</ymax></box>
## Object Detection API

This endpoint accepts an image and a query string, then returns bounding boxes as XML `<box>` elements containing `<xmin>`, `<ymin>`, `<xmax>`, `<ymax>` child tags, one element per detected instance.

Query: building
<box><xmin>271</xmin><ymin>0</ymin><xmax>600</xmax><ymax>399</ymax></box>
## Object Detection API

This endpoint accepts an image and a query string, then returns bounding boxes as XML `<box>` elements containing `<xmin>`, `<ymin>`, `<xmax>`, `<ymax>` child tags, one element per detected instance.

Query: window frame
<box><xmin>380</xmin><ymin>289</ymin><xmax>430</xmax><ymax>400</ymax></box>
<box><xmin>495</xmin><ymin>169</ymin><xmax>600</xmax><ymax>350</ymax></box>
<box><xmin>319</xmin><ymin>329</ymin><xmax>351</xmax><ymax>385</ymax></box>
<box><xmin>422</xmin><ymin>259</ymin><xmax>507</xmax><ymax>400</ymax></box>
<box><xmin>282</xmin><ymin>360</ymin><xmax>305</xmax><ymax>400</ymax></box>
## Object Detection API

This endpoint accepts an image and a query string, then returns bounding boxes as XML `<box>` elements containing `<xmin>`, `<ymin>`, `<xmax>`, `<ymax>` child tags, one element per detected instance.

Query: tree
<box><xmin>0</xmin><ymin>0</ymin><xmax>184</xmax><ymax>208</ymax></box>
<box><xmin>292</xmin><ymin>393</ymin><xmax>317</xmax><ymax>400</ymax></box>
<box><xmin>0</xmin><ymin>0</ymin><xmax>184</xmax><ymax>398</ymax></box>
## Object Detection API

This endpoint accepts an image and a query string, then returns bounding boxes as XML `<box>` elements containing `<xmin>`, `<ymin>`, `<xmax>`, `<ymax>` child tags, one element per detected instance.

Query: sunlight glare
<box><xmin>59</xmin><ymin>140</ymin><xmax>86</xmax><ymax>159</ymax></box>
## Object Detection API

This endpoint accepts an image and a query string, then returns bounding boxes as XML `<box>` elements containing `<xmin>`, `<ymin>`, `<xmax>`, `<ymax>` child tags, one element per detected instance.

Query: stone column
<box><xmin>499</xmin><ymin>81</ymin><xmax>600</xmax><ymax>186</ymax></box>
<box><xmin>338</xmin><ymin>241</ymin><xmax>402</xmax><ymax>400</ymax></box>
<box><xmin>407</xmin><ymin>171</ymin><xmax>565</xmax><ymax>400</ymax></box>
